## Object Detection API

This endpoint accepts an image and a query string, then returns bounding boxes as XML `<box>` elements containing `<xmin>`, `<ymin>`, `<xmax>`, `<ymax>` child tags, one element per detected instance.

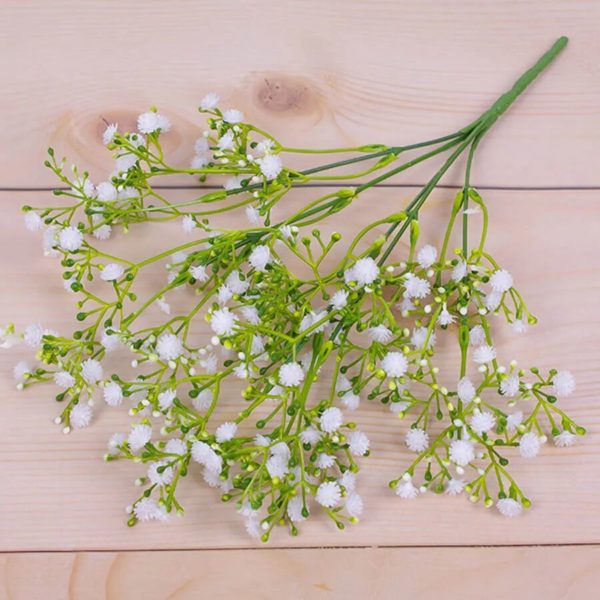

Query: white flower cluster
<box><xmin>4</xmin><ymin>57</ymin><xmax>584</xmax><ymax>539</ymax></box>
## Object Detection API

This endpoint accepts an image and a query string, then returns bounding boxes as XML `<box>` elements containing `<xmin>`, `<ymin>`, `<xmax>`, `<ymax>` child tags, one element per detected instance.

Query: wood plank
<box><xmin>1</xmin><ymin>1</ymin><xmax>599</xmax><ymax>187</ymax></box>
<box><xmin>0</xmin><ymin>188</ymin><xmax>598</xmax><ymax>551</ymax></box>
<box><xmin>2</xmin><ymin>546</ymin><xmax>600</xmax><ymax>599</ymax></box>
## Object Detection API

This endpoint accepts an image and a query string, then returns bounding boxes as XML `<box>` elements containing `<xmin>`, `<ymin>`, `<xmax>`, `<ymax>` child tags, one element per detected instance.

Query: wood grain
<box><xmin>1</xmin><ymin>1</ymin><xmax>599</xmax><ymax>187</ymax></box>
<box><xmin>2</xmin><ymin>546</ymin><xmax>600</xmax><ymax>600</ymax></box>
<box><xmin>1</xmin><ymin>188</ymin><xmax>598</xmax><ymax>551</ymax></box>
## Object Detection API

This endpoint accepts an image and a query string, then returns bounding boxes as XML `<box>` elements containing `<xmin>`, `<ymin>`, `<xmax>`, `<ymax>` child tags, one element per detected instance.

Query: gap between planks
<box><xmin>3</xmin><ymin>542</ymin><xmax>600</xmax><ymax>555</ymax></box>
<box><xmin>2</xmin><ymin>184</ymin><xmax>600</xmax><ymax>192</ymax></box>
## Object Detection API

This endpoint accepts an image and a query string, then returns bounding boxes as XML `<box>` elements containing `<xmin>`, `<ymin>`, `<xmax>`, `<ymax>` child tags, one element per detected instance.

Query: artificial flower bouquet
<box><xmin>1</xmin><ymin>36</ymin><xmax>584</xmax><ymax>540</ymax></box>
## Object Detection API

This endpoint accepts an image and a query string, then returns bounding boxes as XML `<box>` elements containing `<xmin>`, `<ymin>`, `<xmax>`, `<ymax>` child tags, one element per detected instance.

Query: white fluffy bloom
<box><xmin>340</xmin><ymin>391</ymin><xmax>360</xmax><ymax>411</ymax></box>
<box><xmin>96</xmin><ymin>181</ymin><xmax>117</xmax><ymax>202</ymax></box>
<box><xmin>395</xmin><ymin>479</ymin><xmax>419</xmax><ymax>499</ymax></box>
<box><xmin>223</xmin><ymin>108</ymin><xmax>244</xmax><ymax>123</ymax></box>
<box><xmin>194</xmin><ymin>137</ymin><xmax>209</xmax><ymax>155</ymax></box>
<box><xmin>554</xmin><ymin>430</ymin><xmax>577</xmax><ymax>447</ymax></box>
<box><xmin>165</xmin><ymin>439</ymin><xmax>187</xmax><ymax>456</ymax></box>
<box><xmin>54</xmin><ymin>371</ymin><xmax>75</xmax><ymax>389</ymax></box>
<box><xmin>58</xmin><ymin>226</ymin><xmax>83</xmax><ymax>251</ymax></box>
<box><xmin>330</xmin><ymin>290</ymin><xmax>348</xmax><ymax>310</ymax></box>
<box><xmin>317</xmin><ymin>453</ymin><xmax>336</xmax><ymax>469</ymax></box>
<box><xmin>511</xmin><ymin>319</ymin><xmax>528</xmax><ymax>333</ymax></box>
<box><xmin>24</xmin><ymin>211</ymin><xmax>43</xmax><ymax>232</ymax></box>
<box><xmin>348</xmin><ymin>431</ymin><xmax>370</xmax><ymax>456</ymax></box>
<box><xmin>416</xmin><ymin>244</ymin><xmax>437</xmax><ymax>269</ymax></box>
<box><xmin>469</xmin><ymin>325</ymin><xmax>486</xmax><ymax>346</ymax></box>
<box><xmin>101</xmin><ymin>329</ymin><xmax>120</xmax><ymax>352</ymax></box>
<box><xmin>225</xmin><ymin>270</ymin><xmax>249</xmax><ymax>295</ymax></box>
<box><xmin>279</xmin><ymin>362</ymin><xmax>304</xmax><ymax>387</ymax></box>
<box><xmin>410</xmin><ymin>326</ymin><xmax>436</xmax><ymax>349</ymax></box>
<box><xmin>404</xmin><ymin>275</ymin><xmax>430</xmax><ymax>299</ymax></box>
<box><xmin>156</xmin><ymin>297</ymin><xmax>171</xmax><ymax>315</ymax></box>
<box><xmin>70</xmin><ymin>403</ymin><xmax>92</xmax><ymax>429</ymax></box>
<box><xmin>345</xmin><ymin>257</ymin><xmax>379</xmax><ymax>287</ymax></box>
<box><xmin>215</xmin><ymin>422</ymin><xmax>237</xmax><ymax>443</ymax></box>
<box><xmin>500</xmin><ymin>374</ymin><xmax>520</xmax><ymax>397</ymax></box>
<box><xmin>190</xmin><ymin>264</ymin><xmax>208</xmax><ymax>282</ymax></box>
<box><xmin>552</xmin><ymin>371</ymin><xmax>575</xmax><ymax>397</ymax></box>
<box><xmin>128</xmin><ymin>424</ymin><xmax>152</xmax><ymax>452</ymax></box>
<box><xmin>13</xmin><ymin>361</ymin><xmax>30</xmax><ymax>382</ymax></box>
<box><xmin>241</xmin><ymin>306</ymin><xmax>260</xmax><ymax>325</ymax></box>
<box><xmin>315</xmin><ymin>481</ymin><xmax>342</xmax><ymax>508</ymax></box>
<box><xmin>452</xmin><ymin>260</ymin><xmax>467</xmax><ymax>282</ymax></box>
<box><xmin>191</xmin><ymin>441</ymin><xmax>222</xmax><ymax>474</ymax></box>
<box><xmin>218</xmin><ymin>131</ymin><xmax>235</xmax><ymax>151</ymax></box>
<box><xmin>24</xmin><ymin>323</ymin><xmax>44</xmax><ymax>347</ymax></box>
<box><xmin>368</xmin><ymin>325</ymin><xmax>393</xmax><ymax>344</ymax></box>
<box><xmin>200</xmin><ymin>92</ymin><xmax>219</xmax><ymax>110</ymax></box>
<box><xmin>287</xmin><ymin>496</ymin><xmax>307</xmax><ymax>523</ymax></box>
<box><xmin>192</xmin><ymin>389</ymin><xmax>213</xmax><ymax>412</ymax></box>
<box><xmin>519</xmin><ymin>432</ymin><xmax>542</xmax><ymax>458</ymax></box>
<box><xmin>437</xmin><ymin>305</ymin><xmax>455</xmax><ymax>326</ymax></box>
<box><xmin>157</xmin><ymin>389</ymin><xmax>176</xmax><ymax>411</ymax></box>
<box><xmin>266</xmin><ymin>454</ymin><xmax>290</xmax><ymax>479</ymax></box>
<box><xmin>103</xmin><ymin>123</ymin><xmax>118</xmax><ymax>145</ymax></box>
<box><xmin>449</xmin><ymin>439</ymin><xmax>475</xmax><ymax>466</ymax></box>
<box><xmin>100</xmin><ymin>263</ymin><xmax>124</xmax><ymax>281</ymax></box>
<box><xmin>259</xmin><ymin>154</ymin><xmax>283</xmax><ymax>180</ymax></box>
<box><xmin>490</xmin><ymin>269</ymin><xmax>513</xmax><ymax>293</ymax></box>
<box><xmin>405</xmin><ymin>428</ymin><xmax>429</xmax><ymax>453</ymax></box>
<box><xmin>319</xmin><ymin>407</ymin><xmax>343</xmax><ymax>433</ymax></box>
<box><xmin>81</xmin><ymin>358</ymin><xmax>103</xmax><ymax>384</ymax></box>
<box><xmin>381</xmin><ymin>352</ymin><xmax>408</xmax><ymax>378</ymax></box>
<box><xmin>299</xmin><ymin>427</ymin><xmax>321</xmax><ymax>445</ymax></box>
<box><xmin>134</xmin><ymin>498</ymin><xmax>168</xmax><ymax>522</ymax></box>
<box><xmin>148</xmin><ymin>461</ymin><xmax>174</xmax><ymax>486</ymax></box>
<box><xmin>506</xmin><ymin>411</ymin><xmax>523</xmax><ymax>432</ymax></box>
<box><xmin>469</xmin><ymin>411</ymin><xmax>496</xmax><ymax>434</ymax></box>
<box><xmin>457</xmin><ymin>377</ymin><xmax>476</xmax><ymax>403</ymax></box>
<box><xmin>485</xmin><ymin>291</ymin><xmax>502</xmax><ymax>311</ymax></box>
<box><xmin>248</xmin><ymin>245</ymin><xmax>271</xmax><ymax>271</ymax></box>
<box><xmin>496</xmin><ymin>498</ymin><xmax>523</xmax><ymax>517</ymax></box>
<box><xmin>339</xmin><ymin>471</ymin><xmax>356</xmax><ymax>493</ymax></box>
<box><xmin>345</xmin><ymin>493</ymin><xmax>364</xmax><ymax>518</ymax></box>
<box><xmin>103</xmin><ymin>381</ymin><xmax>123</xmax><ymax>407</ymax></box>
<box><xmin>446</xmin><ymin>478</ymin><xmax>465</xmax><ymax>496</ymax></box>
<box><xmin>473</xmin><ymin>345</ymin><xmax>496</xmax><ymax>364</ymax></box>
<box><xmin>191</xmin><ymin>154</ymin><xmax>208</xmax><ymax>169</ymax></box>
<box><xmin>210</xmin><ymin>308</ymin><xmax>237</xmax><ymax>338</ymax></box>
<box><xmin>137</xmin><ymin>111</ymin><xmax>171</xmax><ymax>134</ymax></box>
<box><xmin>156</xmin><ymin>333</ymin><xmax>183</xmax><ymax>361</ymax></box>
<box><xmin>245</xmin><ymin>205</ymin><xmax>261</xmax><ymax>225</ymax></box>
<box><xmin>182</xmin><ymin>215</ymin><xmax>196</xmax><ymax>233</ymax></box>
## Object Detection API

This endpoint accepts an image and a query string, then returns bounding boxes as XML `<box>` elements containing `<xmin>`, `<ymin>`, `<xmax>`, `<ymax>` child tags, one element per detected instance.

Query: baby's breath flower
<box><xmin>496</xmin><ymin>498</ymin><xmax>523</xmax><ymax>517</ymax></box>
<box><xmin>552</xmin><ymin>371</ymin><xmax>576</xmax><ymax>397</ymax></box>
<box><xmin>137</xmin><ymin>111</ymin><xmax>171</xmax><ymax>134</ymax></box>
<box><xmin>381</xmin><ymin>352</ymin><xmax>408</xmax><ymax>378</ymax></box>
<box><xmin>449</xmin><ymin>439</ymin><xmax>475</xmax><ymax>466</ymax></box>
<box><xmin>519</xmin><ymin>432</ymin><xmax>542</xmax><ymax>458</ymax></box>
<box><xmin>58</xmin><ymin>226</ymin><xmax>83</xmax><ymax>251</ymax></box>
<box><xmin>70</xmin><ymin>403</ymin><xmax>93</xmax><ymax>429</ymax></box>
<box><xmin>103</xmin><ymin>381</ymin><xmax>123</xmax><ymax>407</ymax></box>
<box><xmin>128</xmin><ymin>424</ymin><xmax>152</xmax><ymax>452</ymax></box>
<box><xmin>473</xmin><ymin>345</ymin><xmax>496</xmax><ymax>364</ymax></box>
<box><xmin>490</xmin><ymin>269</ymin><xmax>513</xmax><ymax>293</ymax></box>
<box><xmin>279</xmin><ymin>362</ymin><xmax>304</xmax><ymax>387</ymax></box>
<box><xmin>316</xmin><ymin>481</ymin><xmax>342</xmax><ymax>508</ymax></box>
<box><xmin>405</xmin><ymin>428</ymin><xmax>429</xmax><ymax>453</ymax></box>
<box><xmin>416</xmin><ymin>244</ymin><xmax>437</xmax><ymax>269</ymax></box>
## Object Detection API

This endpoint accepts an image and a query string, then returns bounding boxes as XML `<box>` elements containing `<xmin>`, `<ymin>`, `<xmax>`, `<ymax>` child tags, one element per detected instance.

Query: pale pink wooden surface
<box><xmin>1</xmin><ymin>1</ymin><xmax>599</xmax><ymax>597</ymax></box>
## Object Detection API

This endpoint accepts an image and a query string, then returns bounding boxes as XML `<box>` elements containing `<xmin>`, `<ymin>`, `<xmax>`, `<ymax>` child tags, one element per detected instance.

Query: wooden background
<box><xmin>1</xmin><ymin>1</ymin><xmax>599</xmax><ymax>597</ymax></box>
